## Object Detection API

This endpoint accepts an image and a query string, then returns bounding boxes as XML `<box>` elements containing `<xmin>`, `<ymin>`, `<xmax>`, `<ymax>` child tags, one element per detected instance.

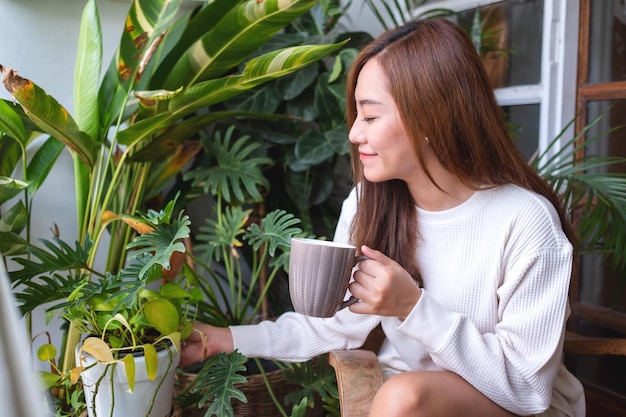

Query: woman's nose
<box><xmin>349</xmin><ymin>121</ymin><xmax>364</xmax><ymax>144</ymax></box>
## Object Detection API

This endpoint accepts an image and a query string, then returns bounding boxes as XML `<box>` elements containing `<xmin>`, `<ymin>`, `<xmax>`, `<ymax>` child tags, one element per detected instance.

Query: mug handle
<box><xmin>339</xmin><ymin>255</ymin><xmax>370</xmax><ymax>310</ymax></box>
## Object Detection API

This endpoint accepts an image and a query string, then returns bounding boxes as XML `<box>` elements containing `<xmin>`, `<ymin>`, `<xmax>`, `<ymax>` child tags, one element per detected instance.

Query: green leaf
<box><xmin>244</xmin><ymin>209</ymin><xmax>302</xmax><ymax>256</ymax></box>
<box><xmin>294</xmin><ymin>130</ymin><xmax>335</xmax><ymax>167</ymax></box>
<box><xmin>183</xmin><ymin>126</ymin><xmax>271</xmax><ymax>204</ymax></box>
<box><xmin>0</xmin><ymin>133</ymin><xmax>21</xmax><ymax>177</ymax></box>
<box><xmin>122</xmin><ymin>353</ymin><xmax>137</xmax><ymax>391</ymax></box>
<box><xmin>0</xmin><ymin>176</ymin><xmax>28</xmax><ymax>205</ymax></box>
<box><xmin>9</xmin><ymin>236</ymin><xmax>92</xmax><ymax>287</ymax></box>
<box><xmin>117</xmin><ymin>41</ymin><xmax>346</xmax><ymax>149</ymax></box>
<box><xmin>74</xmin><ymin>0</ymin><xmax>102</xmax><ymax>139</ymax></box>
<box><xmin>0</xmin><ymin>231</ymin><xmax>28</xmax><ymax>257</ymax></box>
<box><xmin>278</xmin><ymin>62</ymin><xmax>319</xmax><ymax>100</ymax></box>
<box><xmin>97</xmin><ymin>0</ymin><xmax>183</xmax><ymax>131</ymax></box>
<box><xmin>143</xmin><ymin>297</ymin><xmax>180</xmax><ymax>335</ymax></box>
<box><xmin>37</xmin><ymin>343</ymin><xmax>57</xmax><ymax>362</ymax></box>
<box><xmin>143</xmin><ymin>343</ymin><xmax>157</xmax><ymax>381</ymax></box>
<box><xmin>0</xmin><ymin>99</ymin><xmax>27</xmax><ymax>144</ymax></box>
<box><xmin>125</xmin><ymin>212</ymin><xmax>191</xmax><ymax>279</ymax></box>
<box><xmin>196</xmin><ymin>205</ymin><xmax>251</xmax><ymax>263</ymax></box>
<box><xmin>161</xmin><ymin>0</ymin><xmax>318</xmax><ymax>89</ymax></box>
<box><xmin>37</xmin><ymin>371</ymin><xmax>61</xmax><ymax>390</ymax></box>
<box><xmin>148</xmin><ymin>0</ymin><xmax>241</xmax><ymax>87</ymax></box>
<box><xmin>117</xmin><ymin>0</ymin><xmax>183</xmax><ymax>91</ymax></box>
<box><xmin>0</xmin><ymin>67</ymin><xmax>98</xmax><ymax>166</ymax></box>
<box><xmin>25</xmin><ymin>136</ymin><xmax>64</xmax><ymax>197</ymax></box>
<box><xmin>194</xmin><ymin>351</ymin><xmax>248</xmax><ymax>417</ymax></box>
<box><xmin>0</xmin><ymin>199</ymin><xmax>28</xmax><ymax>234</ymax></box>
<box><xmin>160</xmin><ymin>282</ymin><xmax>191</xmax><ymax>299</ymax></box>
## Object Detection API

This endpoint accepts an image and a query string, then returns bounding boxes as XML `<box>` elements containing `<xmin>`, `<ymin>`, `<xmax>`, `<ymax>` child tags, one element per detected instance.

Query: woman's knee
<box><xmin>370</xmin><ymin>372</ymin><xmax>433</xmax><ymax>414</ymax></box>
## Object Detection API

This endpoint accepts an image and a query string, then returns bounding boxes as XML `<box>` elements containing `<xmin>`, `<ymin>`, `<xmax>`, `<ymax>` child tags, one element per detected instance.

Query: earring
<box><xmin>425</xmin><ymin>137</ymin><xmax>429</xmax><ymax>144</ymax></box>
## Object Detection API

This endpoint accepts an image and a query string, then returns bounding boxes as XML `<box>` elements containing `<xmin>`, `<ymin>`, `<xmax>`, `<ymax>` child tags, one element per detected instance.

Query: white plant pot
<box><xmin>76</xmin><ymin>342</ymin><xmax>180</xmax><ymax>417</ymax></box>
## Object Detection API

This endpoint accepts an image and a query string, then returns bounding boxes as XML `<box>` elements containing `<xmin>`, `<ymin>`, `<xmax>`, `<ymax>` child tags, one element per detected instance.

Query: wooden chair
<box><xmin>328</xmin><ymin>327</ymin><xmax>626</xmax><ymax>417</ymax></box>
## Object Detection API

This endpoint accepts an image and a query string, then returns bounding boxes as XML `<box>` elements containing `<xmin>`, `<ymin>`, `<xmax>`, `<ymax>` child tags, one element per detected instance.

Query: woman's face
<box><xmin>349</xmin><ymin>58</ymin><xmax>421</xmax><ymax>184</ymax></box>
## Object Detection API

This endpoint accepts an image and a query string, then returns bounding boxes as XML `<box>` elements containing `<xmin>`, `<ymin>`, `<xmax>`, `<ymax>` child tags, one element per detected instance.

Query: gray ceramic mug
<box><xmin>288</xmin><ymin>238</ymin><xmax>367</xmax><ymax>317</ymax></box>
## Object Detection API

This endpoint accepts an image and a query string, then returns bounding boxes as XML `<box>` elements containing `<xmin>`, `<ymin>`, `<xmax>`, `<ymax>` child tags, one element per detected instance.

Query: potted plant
<box><xmin>21</xmin><ymin>195</ymin><xmax>202</xmax><ymax>417</ymax></box>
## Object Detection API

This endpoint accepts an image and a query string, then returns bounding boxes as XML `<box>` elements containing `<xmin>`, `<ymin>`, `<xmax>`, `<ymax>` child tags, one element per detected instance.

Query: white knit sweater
<box><xmin>230</xmin><ymin>184</ymin><xmax>585</xmax><ymax>416</ymax></box>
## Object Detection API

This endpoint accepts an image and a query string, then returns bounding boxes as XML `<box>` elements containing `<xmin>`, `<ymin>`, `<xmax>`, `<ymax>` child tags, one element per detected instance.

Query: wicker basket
<box><xmin>176</xmin><ymin>369</ymin><xmax>325</xmax><ymax>417</ymax></box>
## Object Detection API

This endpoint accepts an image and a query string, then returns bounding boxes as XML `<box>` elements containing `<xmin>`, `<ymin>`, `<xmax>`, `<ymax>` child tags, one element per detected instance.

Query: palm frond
<box><xmin>534</xmin><ymin>113</ymin><xmax>626</xmax><ymax>271</ymax></box>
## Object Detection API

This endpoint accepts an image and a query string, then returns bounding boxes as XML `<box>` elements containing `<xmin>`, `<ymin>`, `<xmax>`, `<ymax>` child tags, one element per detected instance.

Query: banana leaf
<box><xmin>0</xmin><ymin>66</ymin><xmax>97</xmax><ymax>167</ymax></box>
<box><xmin>116</xmin><ymin>41</ymin><xmax>346</xmax><ymax>148</ymax></box>
<box><xmin>98</xmin><ymin>0</ymin><xmax>183</xmax><ymax>133</ymax></box>
<box><xmin>159</xmin><ymin>0</ymin><xmax>319</xmax><ymax>89</ymax></box>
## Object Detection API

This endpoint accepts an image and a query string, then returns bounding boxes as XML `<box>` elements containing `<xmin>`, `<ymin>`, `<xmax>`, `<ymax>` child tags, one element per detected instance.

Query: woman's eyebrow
<box><xmin>357</xmin><ymin>98</ymin><xmax>384</xmax><ymax>106</ymax></box>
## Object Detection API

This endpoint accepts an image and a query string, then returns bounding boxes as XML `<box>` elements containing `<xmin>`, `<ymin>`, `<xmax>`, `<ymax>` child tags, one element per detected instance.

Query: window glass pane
<box><xmin>579</xmin><ymin>99</ymin><xmax>626</xmax><ymax>316</ymax></box>
<box><xmin>501</xmin><ymin>104</ymin><xmax>540</xmax><ymax>161</ymax></box>
<box><xmin>589</xmin><ymin>0</ymin><xmax>626</xmax><ymax>83</ymax></box>
<box><xmin>572</xmin><ymin>321</ymin><xmax>626</xmax><ymax>398</ymax></box>
<box><xmin>454</xmin><ymin>0</ymin><xmax>544</xmax><ymax>88</ymax></box>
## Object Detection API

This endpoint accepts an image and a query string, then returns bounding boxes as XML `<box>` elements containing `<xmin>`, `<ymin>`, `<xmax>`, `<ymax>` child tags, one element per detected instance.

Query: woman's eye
<box><xmin>362</xmin><ymin>117</ymin><xmax>375</xmax><ymax>122</ymax></box>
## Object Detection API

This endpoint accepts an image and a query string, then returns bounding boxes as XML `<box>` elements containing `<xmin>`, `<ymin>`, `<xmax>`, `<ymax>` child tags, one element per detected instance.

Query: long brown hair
<box><xmin>346</xmin><ymin>18</ymin><xmax>576</xmax><ymax>285</ymax></box>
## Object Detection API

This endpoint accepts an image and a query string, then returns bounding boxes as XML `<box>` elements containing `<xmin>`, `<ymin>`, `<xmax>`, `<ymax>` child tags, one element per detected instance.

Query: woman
<box><xmin>181</xmin><ymin>18</ymin><xmax>584</xmax><ymax>417</ymax></box>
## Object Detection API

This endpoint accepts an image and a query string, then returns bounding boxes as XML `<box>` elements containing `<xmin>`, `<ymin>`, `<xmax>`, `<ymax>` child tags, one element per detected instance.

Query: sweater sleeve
<box><xmin>230</xmin><ymin>309</ymin><xmax>380</xmax><ymax>362</ymax></box>
<box><xmin>399</xmin><ymin>245</ymin><xmax>572</xmax><ymax>416</ymax></box>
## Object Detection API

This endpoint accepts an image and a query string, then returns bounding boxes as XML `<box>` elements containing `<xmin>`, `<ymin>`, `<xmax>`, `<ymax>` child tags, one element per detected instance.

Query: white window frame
<box><xmin>413</xmin><ymin>0</ymin><xmax>580</xmax><ymax>156</ymax></box>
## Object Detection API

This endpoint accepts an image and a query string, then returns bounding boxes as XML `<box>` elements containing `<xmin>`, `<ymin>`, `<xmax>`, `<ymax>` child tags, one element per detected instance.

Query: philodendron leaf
<box><xmin>195</xmin><ymin>351</ymin><xmax>248</xmax><ymax>417</ymax></box>
<box><xmin>80</xmin><ymin>337</ymin><xmax>114</xmax><ymax>363</ymax></box>
<box><xmin>143</xmin><ymin>343</ymin><xmax>157</xmax><ymax>381</ymax></box>
<box><xmin>290</xmin><ymin>398</ymin><xmax>309</xmax><ymax>417</ymax></box>
<box><xmin>122</xmin><ymin>353</ymin><xmax>136</xmax><ymax>392</ymax></box>
<box><xmin>143</xmin><ymin>297</ymin><xmax>180</xmax><ymax>335</ymax></box>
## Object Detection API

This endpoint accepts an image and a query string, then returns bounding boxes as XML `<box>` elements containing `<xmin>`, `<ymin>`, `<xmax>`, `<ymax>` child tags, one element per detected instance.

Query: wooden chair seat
<box><xmin>328</xmin><ymin>330</ymin><xmax>626</xmax><ymax>417</ymax></box>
